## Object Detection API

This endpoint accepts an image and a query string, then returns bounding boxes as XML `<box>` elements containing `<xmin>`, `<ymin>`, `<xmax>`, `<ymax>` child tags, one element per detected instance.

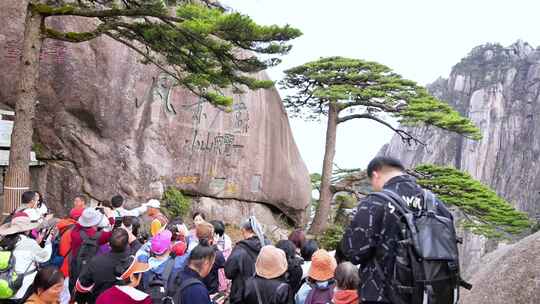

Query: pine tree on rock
<box><xmin>412</xmin><ymin>164</ymin><xmax>531</xmax><ymax>238</ymax></box>
<box><xmin>5</xmin><ymin>0</ymin><xmax>302</xmax><ymax>213</ymax></box>
<box><xmin>331</xmin><ymin>166</ymin><xmax>532</xmax><ymax>238</ymax></box>
<box><xmin>280</xmin><ymin>57</ymin><xmax>482</xmax><ymax>234</ymax></box>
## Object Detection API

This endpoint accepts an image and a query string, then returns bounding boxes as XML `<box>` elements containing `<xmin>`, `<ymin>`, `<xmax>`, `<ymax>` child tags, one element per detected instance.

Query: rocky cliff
<box><xmin>380</xmin><ymin>41</ymin><xmax>540</xmax><ymax>275</ymax></box>
<box><xmin>460</xmin><ymin>230</ymin><xmax>539</xmax><ymax>304</ymax></box>
<box><xmin>0</xmin><ymin>1</ymin><xmax>311</xmax><ymax>225</ymax></box>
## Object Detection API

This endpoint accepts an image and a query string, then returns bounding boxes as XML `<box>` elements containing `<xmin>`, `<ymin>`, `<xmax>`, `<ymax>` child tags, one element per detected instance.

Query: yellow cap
<box><xmin>150</xmin><ymin>219</ymin><xmax>162</xmax><ymax>237</ymax></box>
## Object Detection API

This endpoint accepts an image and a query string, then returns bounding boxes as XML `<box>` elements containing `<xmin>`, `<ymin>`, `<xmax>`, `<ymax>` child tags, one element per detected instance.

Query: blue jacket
<box><xmin>169</xmin><ymin>268</ymin><xmax>212</xmax><ymax>304</ymax></box>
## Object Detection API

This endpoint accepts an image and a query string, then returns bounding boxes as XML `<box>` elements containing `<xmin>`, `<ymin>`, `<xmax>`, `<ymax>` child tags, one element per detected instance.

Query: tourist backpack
<box><xmin>70</xmin><ymin>230</ymin><xmax>102</xmax><ymax>283</ymax></box>
<box><xmin>145</xmin><ymin>259</ymin><xmax>175</xmax><ymax>304</ymax></box>
<box><xmin>371</xmin><ymin>189</ymin><xmax>472</xmax><ymax>304</ymax></box>
<box><xmin>172</xmin><ymin>277</ymin><xmax>204</xmax><ymax>304</ymax></box>
<box><xmin>305</xmin><ymin>281</ymin><xmax>335</xmax><ymax>304</ymax></box>
<box><xmin>0</xmin><ymin>251</ymin><xmax>34</xmax><ymax>299</ymax></box>
<box><xmin>236</xmin><ymin>243</ymin><xmax>259</xmax><ymax>301</ymax></box>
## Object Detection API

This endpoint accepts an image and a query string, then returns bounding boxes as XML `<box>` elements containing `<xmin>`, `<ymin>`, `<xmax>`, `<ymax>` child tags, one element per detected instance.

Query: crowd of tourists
<box><xmin>0</xmin><ymin>156</ymin><xmax>464</xmax><ymax>304</ymax></box>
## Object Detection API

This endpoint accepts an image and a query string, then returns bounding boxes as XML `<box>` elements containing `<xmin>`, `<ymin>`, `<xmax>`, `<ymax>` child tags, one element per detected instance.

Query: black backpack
<box><xmin>145</xmin><ymin>259</ymin><xmax>175</xmax><ymax>304</ymax></box>
<box><xmin>371</xmin><ymin>189</ymin><xmax>472</xmax><ymax>304</ymax></box>
<box><xmin>173</xmin><ymin>277</ymin><xmax>204</xmax><ymax>304</ymax></box>
<box><xmin>70</xmin><ymin>230</ymin><xmax>102</xmax><ymax>283</ymax></box>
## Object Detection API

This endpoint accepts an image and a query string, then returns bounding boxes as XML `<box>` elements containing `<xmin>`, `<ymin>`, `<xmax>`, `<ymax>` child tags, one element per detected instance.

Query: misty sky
<box><xmin>222</xmin><ymin>0</ymin><xmax>540</xmax><ymax>173</ymax></box>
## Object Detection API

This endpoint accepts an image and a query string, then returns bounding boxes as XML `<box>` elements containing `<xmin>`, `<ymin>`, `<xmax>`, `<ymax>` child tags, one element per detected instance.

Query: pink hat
<box><xmin>151</xmin><ymin>230</ymin><xmax>172</xmax><ymax>255</ymax></box>
<box><xmin>70</xmin><ymin>207</ymin><xmax>84</xmax><ymax>220</ymax></box>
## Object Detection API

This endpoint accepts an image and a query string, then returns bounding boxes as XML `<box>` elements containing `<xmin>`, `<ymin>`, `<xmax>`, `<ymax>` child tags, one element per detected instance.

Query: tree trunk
<box><xmin>309</xmin><ymin>102</ymin><xmax>339</xmax><ymax>234</ymax></box>
<box><xmin>3</xmin><ymin>3</ymin><xmax>43</xmax><ymax>215</ymax></box>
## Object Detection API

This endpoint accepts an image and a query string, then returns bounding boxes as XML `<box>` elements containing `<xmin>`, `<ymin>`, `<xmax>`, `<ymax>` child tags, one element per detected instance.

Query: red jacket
<box><xmin>70</xmin><ymin>217</ymin><xmax>114</xmax><ymax>262</ymax></box>
<box><xmin>333</xmin><ymin>289</ymin><xmax>360</xmax><ymax>304</ymax></box>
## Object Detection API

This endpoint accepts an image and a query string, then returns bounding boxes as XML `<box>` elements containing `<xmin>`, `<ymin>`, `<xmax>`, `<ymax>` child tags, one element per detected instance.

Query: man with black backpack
<box><xmin>69</xmin><ymin>207</ymin><xmax>116</xmax><ymax>296</ymax></box>
<box><xmin>342</xmin><ymin>156</ymin><xmax>470</xmax><ymax>304</ymax></box>
<box><xmin>75</xmin><ymin>228</ymin><xmax>132</xmax><ymax>303</ymax></box>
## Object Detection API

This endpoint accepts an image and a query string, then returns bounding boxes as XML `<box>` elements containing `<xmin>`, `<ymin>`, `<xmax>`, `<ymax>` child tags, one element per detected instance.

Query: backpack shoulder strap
<box><xmin>372</xmin><ymin>190</ymin><xmax>422</xmax><ymax>256</ymax></box>
<box><xmin>304</xmin><ymin>285</ymin><xmax>316</xmax><ymax>304</ymax></box>
<box><xmin>253</xmin><ymin>278</ymin><xmax>263</xmax><ymax>304</ymax></box>
<box><xmin>370</xmin><ymin>190</ymin><xmax>409</xmax><ymax>217</ymax></box>
<box><xmin>79</xmin><ymin>229</ymin><xmax>89</xmax><ymax>241</ymax></box>
<box><xmin>176</xmin><ymin>277</ymin><xmax>203</xmax><ymax>303</ymax></box>
<box><xmin>94</xmin><ymin>230</ymin><xmax>102</xmax><ymax>240</ymax></box>
<box><xmin>79</xmin><ymin>230</ymin><xmax>101</xmax><ymax>250</ymax></box>
<box><xmin>161</xmin><ymin>259</ymin><xmax>176</xmax><ymax>283</ymax></box>
<box><xmin>422</xmin><ymin>189</ymin><xmax>436</xmax><ymax>212</ymax></box>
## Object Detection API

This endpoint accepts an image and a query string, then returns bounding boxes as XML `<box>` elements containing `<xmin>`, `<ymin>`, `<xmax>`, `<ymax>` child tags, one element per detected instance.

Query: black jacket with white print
<box><xmin>342</xmin><ymin>174</ymin><xmax>453</xmax><ymax>303</ymax></box>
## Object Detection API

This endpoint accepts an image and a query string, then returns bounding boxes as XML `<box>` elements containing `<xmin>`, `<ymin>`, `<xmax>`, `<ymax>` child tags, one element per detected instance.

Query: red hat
<box><xmin>69</xmin><ymin>207</ymin><xmax>84</xmax><ymax>220</ymax></box>
<box><xmin>171</xmin><ymin>241</ymin><xmax>187</xmax><ymax>257</ymax></box>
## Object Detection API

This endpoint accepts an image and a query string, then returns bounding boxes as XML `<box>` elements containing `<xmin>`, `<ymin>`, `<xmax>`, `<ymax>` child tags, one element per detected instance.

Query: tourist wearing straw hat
<box><xmin>243</xmin><ymin>245</ymin><xmax>292</xmax><ymax>304</ymax></box>
<box><xmin>0</xmin><ymin>216</ymin><xmax>53</xmax><ymax>301</ymax></box>
<box><xmin>295</xmin><ymin>249</ymin><xmax>337</xmax><ymax>304</ymax></box>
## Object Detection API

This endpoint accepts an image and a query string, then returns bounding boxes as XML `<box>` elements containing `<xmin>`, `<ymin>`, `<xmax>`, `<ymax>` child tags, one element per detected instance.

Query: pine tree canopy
<box><xmin>280</xmin><ymin>56</ymin><xmax>481</xmax><ymax>140</ymax></box>
<box><xmin>413</xmin><ymin>164</ymin><xmax>532</xmax><ymax>238</ymax></box>
<box><xmin>33</xmin><ymin>0</ymin><xmax>302</xmax><ymax>106</ymax></box>
<box><xmin>331</xmin><ymin>165</ymin><xmax>533</xmax><ymax>238</ymax></box>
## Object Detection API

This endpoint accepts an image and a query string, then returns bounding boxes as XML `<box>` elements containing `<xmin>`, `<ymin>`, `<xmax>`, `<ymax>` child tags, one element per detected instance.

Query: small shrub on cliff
<box><xmin>318</xmin><ymin>225</ymin><xmax>344</xmax><ymax>251</ymax></box>
<box><xmin>531</xmin><ymin>221</ymin><xmax>540</xmax><ymax>234</ymax></box>
<box><xmin>162</xmin><ymin>187</ymin><xmax>191</xmax><ymax>218</ymax></box>
<box><xmin>334</xmin><ymin>194</ymin><xmax>356</xmax><ymax>227</ymax></box>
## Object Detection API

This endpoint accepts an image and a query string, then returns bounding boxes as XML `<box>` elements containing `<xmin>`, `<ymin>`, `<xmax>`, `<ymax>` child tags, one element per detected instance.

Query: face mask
<box><xmin>315</xmin><ymin>281</ymin><xmax>329</xmax><ymax>288</ymax></box>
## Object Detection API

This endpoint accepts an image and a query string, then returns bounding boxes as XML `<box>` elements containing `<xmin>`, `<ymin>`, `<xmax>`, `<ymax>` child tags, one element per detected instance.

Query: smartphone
<box><xmin>211</xmin><ymin>292</ymin><xmax>226</xmax><ymax>303</ymax></box>
<box><xmin>114</xmin><ymin>217</ymin><xmax>123</xmax><ymax>228</ymax></box>
<box><xmin>39</xmin><ymin>226</ymin><xmax>54</xmax><ymax>247</ymax></box>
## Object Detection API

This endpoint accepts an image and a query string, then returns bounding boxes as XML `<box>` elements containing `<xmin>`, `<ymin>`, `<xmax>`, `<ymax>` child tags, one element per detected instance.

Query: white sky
<box><xmin>222</xmin><ymin>0</ymin><xmax>540</xmax><ymax>173</ymax></box>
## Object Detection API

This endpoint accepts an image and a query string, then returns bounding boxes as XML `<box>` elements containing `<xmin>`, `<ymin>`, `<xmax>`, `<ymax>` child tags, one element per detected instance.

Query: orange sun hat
<box><xmin>308</xmin><ymin>249</ymin><xmax>337</xmax><ymax>281</ymax></box>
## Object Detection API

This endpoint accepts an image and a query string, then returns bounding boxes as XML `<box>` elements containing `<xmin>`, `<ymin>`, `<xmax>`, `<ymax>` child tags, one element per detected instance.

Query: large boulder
<box><xmin>0</xmin><ymin>1</ymin><xmax>311</xmax><ymax>224</ymax></box>
<box><xmin>460</xmin><ymin>231</ymin><xmax>540</xmax><ymax>304</ymax></box>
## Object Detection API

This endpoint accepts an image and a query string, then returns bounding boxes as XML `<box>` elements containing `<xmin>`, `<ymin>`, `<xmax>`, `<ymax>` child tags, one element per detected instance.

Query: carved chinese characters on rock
<box><xmin>3</xmin><ymin>40</ymin><xmax>67</xmax><ymax>64</ymax></box>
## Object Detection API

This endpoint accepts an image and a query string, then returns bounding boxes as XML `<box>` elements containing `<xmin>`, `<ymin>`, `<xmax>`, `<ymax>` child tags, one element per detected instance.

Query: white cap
<box><xmin>146</xmin><ymin>199</ymin><xmax>160</xmax><ymax>209</ymax></box>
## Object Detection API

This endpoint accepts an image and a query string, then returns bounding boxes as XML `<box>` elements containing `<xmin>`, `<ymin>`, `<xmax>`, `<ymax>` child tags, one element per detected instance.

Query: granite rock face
<box><xmin>380</xmin><ymin>41</ymin><xmax>540</xmax><ymax>275</ymax></box>
<box><xmin>460</xmin><ymin>231</ymin><xmax>540</xmax><ymax>304</ymax></box>
<box><xmin>0</xmin><ymin>0</ymin><xmax>311</xmax><ymax>224</ymax></box>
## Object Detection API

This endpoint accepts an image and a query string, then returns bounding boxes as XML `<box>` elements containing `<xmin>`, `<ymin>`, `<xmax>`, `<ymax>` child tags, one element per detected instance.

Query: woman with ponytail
<box><xmin>169</xmin><ymin>239</ymin><xmax>216</xmax><ymax>304</ymax></box>
<box><xmin>224</xmin><ymin>216</ymin><xmax>270</xmax><ymax>304</ymax></box>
